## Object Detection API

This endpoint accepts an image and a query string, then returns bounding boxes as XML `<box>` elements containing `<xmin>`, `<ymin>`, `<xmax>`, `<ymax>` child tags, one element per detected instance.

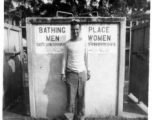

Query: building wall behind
<box><xmin>3</xmin><ymin>24</ymin><xmax>23</xmax><ymax>109</ymax></box>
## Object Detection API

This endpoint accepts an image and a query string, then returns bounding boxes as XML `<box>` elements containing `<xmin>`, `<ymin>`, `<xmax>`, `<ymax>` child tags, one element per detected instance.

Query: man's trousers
<box><xmin>65</xmin><ymin>69</ymin><xmax>87</xmax><ymax>118</ymax></box>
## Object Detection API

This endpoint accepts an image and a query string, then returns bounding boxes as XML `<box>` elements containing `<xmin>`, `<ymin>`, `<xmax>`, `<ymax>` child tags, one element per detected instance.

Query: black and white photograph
<box><xmin>2</xmin><ymin>0</ymin><xmax>151</xmax><ymax>120</ymax></box>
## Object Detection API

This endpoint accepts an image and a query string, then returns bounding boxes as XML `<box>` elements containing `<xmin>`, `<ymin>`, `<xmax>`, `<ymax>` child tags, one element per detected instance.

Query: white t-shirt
<box><xmin>62</xmin><ymin>38</ymin><xmax>90</xmax><ymax>74</ymax></box>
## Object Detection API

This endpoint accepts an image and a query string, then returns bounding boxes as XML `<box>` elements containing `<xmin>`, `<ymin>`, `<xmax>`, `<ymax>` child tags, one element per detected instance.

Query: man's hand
<box><xmin>61</xmin><ymin>74</ymin><xmax>66</xmax><ymax>83</ymax></box>
<box><xmin>87</xmin><ymin>71</ymin><xmax>91</xmax><ymax>80</ymax></box>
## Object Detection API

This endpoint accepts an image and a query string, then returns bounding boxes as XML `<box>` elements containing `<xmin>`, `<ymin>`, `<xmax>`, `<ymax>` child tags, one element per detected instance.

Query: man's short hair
<box><xmin>70</xmin><ymin>19</ymin><xmax>81</xmax><ymax>28</ymax></box>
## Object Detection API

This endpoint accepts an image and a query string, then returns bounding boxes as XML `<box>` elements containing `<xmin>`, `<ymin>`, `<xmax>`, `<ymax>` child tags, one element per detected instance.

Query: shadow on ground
<box><xmin>123</xmin><ymin>94</ymin><xmax>147</xmax><ymax>116</ymax></box>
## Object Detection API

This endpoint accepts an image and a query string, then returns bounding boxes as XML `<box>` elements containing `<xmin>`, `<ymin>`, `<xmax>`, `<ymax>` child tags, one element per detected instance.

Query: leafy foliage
<box><xmin>4</xmin><ymin>0</ymin><xmax>150</xmax><ymax>24</ymax></box>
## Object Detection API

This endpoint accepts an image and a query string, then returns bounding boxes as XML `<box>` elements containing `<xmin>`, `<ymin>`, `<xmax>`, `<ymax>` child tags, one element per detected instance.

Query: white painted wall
<box><xmin>31</xmin><ymin>23</ymin><xmax>120</xmax><ymax>117</ymax></box>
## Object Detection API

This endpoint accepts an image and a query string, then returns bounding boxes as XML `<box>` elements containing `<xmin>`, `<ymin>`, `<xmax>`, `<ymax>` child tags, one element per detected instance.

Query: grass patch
<box><xmin>30</xmin><ymin>116</ymin><xmax>148</xmax><ymax>120</ymax></box>
<box><xmin>85</xmin><ymin>116</ymin><xmax>147</xmax><ymax>120</ymax></box>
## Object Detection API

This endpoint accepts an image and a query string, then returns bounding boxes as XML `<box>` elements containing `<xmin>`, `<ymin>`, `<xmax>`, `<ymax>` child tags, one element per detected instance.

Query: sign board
<box><xmin>35</xmin><ymin>25</ymin><xmax>70</xmax><ymax>53</ymax></box>
<box><xmin>26</xmin><ymin>17</ymin><xmax>126</xmax><ymax>118</ymax></box>
<box><xmin>35</xmin><ymin>24</ymin><xmax>118</xmax><ymax>54</ymax></box>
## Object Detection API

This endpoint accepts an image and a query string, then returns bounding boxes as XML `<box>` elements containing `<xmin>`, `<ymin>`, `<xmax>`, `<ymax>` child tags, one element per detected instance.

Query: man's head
<box><xmin>71</xmin><ymin>19</ymin><xmax>81</xmax><ymax>39</ymax></box>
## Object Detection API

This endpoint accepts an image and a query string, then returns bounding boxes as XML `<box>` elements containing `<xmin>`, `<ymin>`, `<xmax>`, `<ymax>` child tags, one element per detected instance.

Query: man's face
<box><xmin>71</xmin><ymin>24</ymin><xmax>81</xmax><ymax>38</ymax></box>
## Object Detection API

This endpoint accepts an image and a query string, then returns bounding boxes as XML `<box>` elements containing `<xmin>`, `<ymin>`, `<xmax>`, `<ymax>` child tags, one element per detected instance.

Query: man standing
<box><xmin>61</xmin><ymin>19</ymin><xmax>91</xmax><ymax>120</ymax></box>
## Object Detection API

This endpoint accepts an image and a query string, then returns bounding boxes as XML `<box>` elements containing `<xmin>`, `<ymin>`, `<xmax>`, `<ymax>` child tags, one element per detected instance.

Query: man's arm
<box><xmin>84</xmin><ymin>42</ymin><xmax>91</xmax><ymax>80</ymax></box>
<box><xmin>61</xmin><ymin>43</ymin><xmax>68</xmax><ymax>82</ymax></box>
